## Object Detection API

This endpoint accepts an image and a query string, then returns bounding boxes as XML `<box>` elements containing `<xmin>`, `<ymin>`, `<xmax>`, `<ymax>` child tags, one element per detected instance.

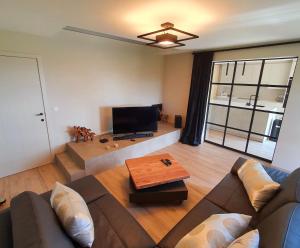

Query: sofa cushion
<box><xmin>51</xmin><ymin>182</ymin><xmax>94</xmax><ymax>247</ymax></box>
<box><xmin>231</xmin><ymin>157</ymin><xmax>289</xmax><ymax>184</ymax></box>
<box><xmin>257</xmin><ymin>203</ymin><xmax>300</xmax><ymax>248</ymax></box>
<box><xmin>227</xmin><ymin>229</ymin><xmax>259</xmax><ymax>248</ymax></box>
<box><xmin>88</xmin><ymin>193</ymin><xmax>155</xmax><ymax>248</ymax></box>
<box><xmin>251</xmin><ymin>168</ymin><xmax>300</xmax><ymax>226</ymax></box>
<box><xmin>205</xmin><ymin>174</ymin><xmax>256</xmax><ymax>216</ymax></box>
<box><xmin>42</xmin><ymin>176</ymin><xmax>108</xmax><ymax>204</ymax></box>
<box><xmin>264</xmin><ymin>166</ymin><xmax>289</xmax><ymax>184</ymax></box>
<box><xmin>237</xmin><ymin>160</ymin><xmax>280</xmax><ymax>211</ymax></box>
<box><xmin>11</xmin><ymin>191</ymin><xmax>75</xmax><ymax>248</ymax></box>
<box><xmin>158</xmin><ymin>199</ymin><xmax>225</xmax><ymax>248</ymax></box>
<box><xmin>0</xmin><ymin>209</ymin><xmax>13</xmax><ymax>248</ymax></box>
<box><xmin>175</xmin><ymin>213</ymin><xmax>251</xmax><ymax>248</ymax></box>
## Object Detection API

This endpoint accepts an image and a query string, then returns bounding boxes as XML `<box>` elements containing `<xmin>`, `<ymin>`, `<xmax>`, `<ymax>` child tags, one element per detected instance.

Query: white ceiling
<box><xmin>1</xmin><ymin>0</ymin><xmax>300</xmax><ymax>52</ymax></box>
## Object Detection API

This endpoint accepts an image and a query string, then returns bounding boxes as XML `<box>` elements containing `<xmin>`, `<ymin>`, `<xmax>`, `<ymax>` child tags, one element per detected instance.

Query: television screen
<box><xmin>112</xmin><ymin>106</ymin><xmax>158</xmax><ymax>134</ymax></box>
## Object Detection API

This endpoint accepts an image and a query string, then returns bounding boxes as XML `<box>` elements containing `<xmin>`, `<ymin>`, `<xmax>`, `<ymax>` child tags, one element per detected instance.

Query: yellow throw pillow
<box><xmin>50</xmin><ymin>182</ymin><xmax>94</xmax><ymax>247</ymax></box>
<box><xmin>238</xmin><ymin>160</ymin><xmax>280</xmax><ymax>211</ymax></box>
<box><xmin>228</xmin><ymin>229</ymin><xmax>259</xmax><ymax>248</ymax></box>
<box><xmin>175</xmin><ymin>213</ymin><xmax>251</xmax><ymax>248</ymax></box>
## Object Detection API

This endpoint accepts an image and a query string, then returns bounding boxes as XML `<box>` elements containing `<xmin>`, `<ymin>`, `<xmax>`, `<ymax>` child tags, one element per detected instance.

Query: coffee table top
<box><xmin>125</xmin><ymin>153</ymin><xmax>190</xmax><ymax>190</ymax></box>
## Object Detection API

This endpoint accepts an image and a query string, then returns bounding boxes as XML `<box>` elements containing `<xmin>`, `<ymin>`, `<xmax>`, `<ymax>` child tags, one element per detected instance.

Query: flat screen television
<box><xmin>112</xmin><ymin>106</ymin><xmax>158</xmax><ymax>134</ymax></box>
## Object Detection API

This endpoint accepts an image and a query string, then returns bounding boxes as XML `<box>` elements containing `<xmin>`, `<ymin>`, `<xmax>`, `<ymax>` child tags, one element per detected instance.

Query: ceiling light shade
<box><xmin>137</xmin><ymin>22</ymin><xmax>198</xmax><ymax>49</ymax></box>
<box><xmin>156</xmin><ymin>33</ymin><xmax>177</xmax><ymax>46</ymax></box>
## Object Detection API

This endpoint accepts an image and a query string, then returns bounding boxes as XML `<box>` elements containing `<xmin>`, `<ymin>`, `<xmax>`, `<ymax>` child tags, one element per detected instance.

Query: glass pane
<box><xmin>231</xmin><ymin>86</ymin><xmax>257</xmax><ymax>109</ymax></box>
<box><xmin>235</xmin><ymin>60</ymin><xmax>262</xmax><ymax>85</ymax></box>
<box><xmin>224</xmin><ymin>129</ymin><xmax>247</xmax><ymax>152</ymax></box>
<box><xmin>247</xmin><ymin>134</ymin><xmax>276</xmax><ymax>160</ymax></box>
<box><xmin>256</xmin><ymin>87</ymin><xmax>286</xmax><ymax>113</ymax></box>
<box><xmin>207</xmin><ymin>105</ymin><xmax>228</xmax><ymax>126</ymax></box>
<box><xmin>261</xmin><ymin>58</ymin><xmax>296</xmax><ymax>86</ymax></box>
<box><xmin>210</xmin><ymin>85</ymin><xmax>231</xmax><ymax>105</ymax></box>
<box><xmin>205</xmin><ymin>124</ymin><xmax>224</xmax><ymax>145</ymax></box>
<box><xmin>212</xmin><ymin>62</ymin><xmax>235</xmax><ymax>83</ymax></box>
<box><xmin>227</xmin><ymin>108</ymin><xmax>252</xmax><ymax>131</ymax></box>
<box><xmin>252</xmin><ymin>112</ymin><xmax>283</xmax><ymax>137</ymax></box>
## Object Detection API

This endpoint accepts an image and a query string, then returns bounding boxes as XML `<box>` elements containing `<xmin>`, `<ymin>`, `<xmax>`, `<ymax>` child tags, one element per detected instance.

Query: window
<box><xmin>205</xmin><ymin>57</ymin><xmax>298</xmax><ymax>161</ymax></box>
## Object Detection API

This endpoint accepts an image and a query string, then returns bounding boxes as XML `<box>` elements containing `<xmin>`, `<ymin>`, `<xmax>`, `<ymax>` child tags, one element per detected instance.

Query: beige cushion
<box><xmin>228</xmin><ymin>229</ymin><xmax>259</xmax><ymax>248</ymax></box>
<box><xmin>238</xmin><ymin>159</ymin><xmax>280</xmax><ymax>211</ymax></box>
<box><xmin>50</xmin><ymin>182</ymin><xmax>94</xmax><ymax>247</ymax></box>
<box><xmin>175</xmin><ymin>213</ymin><xmax>251</xmax><ymax>248</ymax></box>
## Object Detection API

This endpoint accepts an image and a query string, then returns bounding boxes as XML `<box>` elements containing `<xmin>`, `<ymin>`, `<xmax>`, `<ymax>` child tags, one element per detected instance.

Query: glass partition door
<box><xmin>205</xmin><ymin>57</ymin><xmax>298</xmax><ymax>161</ymax></box>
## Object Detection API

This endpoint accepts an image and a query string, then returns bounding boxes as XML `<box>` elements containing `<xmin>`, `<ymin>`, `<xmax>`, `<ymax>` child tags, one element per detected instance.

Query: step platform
<box><xmin>56</xmin><ymin>122</ymin><xmax>181</xmax><ymax>182</ymax></box>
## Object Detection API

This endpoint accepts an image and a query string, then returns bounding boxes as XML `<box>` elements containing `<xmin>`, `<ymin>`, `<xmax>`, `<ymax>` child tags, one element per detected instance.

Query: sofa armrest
<box><xmin>0</xmin><ymin>209</ymin><xmax>13</xmax><ymax>248</ymax></box>
<box><xmin>11</xmin><ymin>191</ymin><xmax>75</xmax><ymax>248</ymax></box>
<box><xmin>257</xmin><ymin>203</ymin><xmax>300</xmax><ymax>248</ymax></box>
<box><xmin>42</xmin><ymin>175</ymin><xmax>108</xmax><ymax>204</ymax></box>
<box><xmin>230</xmin><ymin>157</ymin><xmax>247</xmax><ymax>175</ymax></box>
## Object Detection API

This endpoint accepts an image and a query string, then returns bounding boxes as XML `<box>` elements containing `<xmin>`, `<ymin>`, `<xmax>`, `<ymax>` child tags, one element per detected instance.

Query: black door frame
<box><xmin>204</xmin><ymin>56</ymin><xmax>298</xmax><ymax>162</ymax></box>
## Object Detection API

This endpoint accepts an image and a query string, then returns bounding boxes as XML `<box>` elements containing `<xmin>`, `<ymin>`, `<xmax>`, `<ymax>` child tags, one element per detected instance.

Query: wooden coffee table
<box><xmin>125</xmin><ymin>153</ymin><xmax>190</xmax><ymax>190</ymax></box>
<box><xmin>125</xmin><ymin>153</ymin><xmax>190</xmax><ymax>204</ymax></box>
<box><xmin>95</xmin><ymin>166</ymin><xmax>204</xmax><ymax>243</ymax></box>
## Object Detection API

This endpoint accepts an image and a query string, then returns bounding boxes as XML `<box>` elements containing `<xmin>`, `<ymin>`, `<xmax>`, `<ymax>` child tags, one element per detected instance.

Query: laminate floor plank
<box><xmin>0</xmin><ymin>142</ymin><xmax>267</xmax><ymax>242</ymax></box>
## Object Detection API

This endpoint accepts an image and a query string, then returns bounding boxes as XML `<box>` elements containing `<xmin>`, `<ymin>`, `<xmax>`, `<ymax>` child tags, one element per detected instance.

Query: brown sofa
<box><xmin>158</xmin><ymin>157</ymin><xmax>300</xmax><ymax>248</ymax></box>
<box><xmin>0</xmin><ymin>176</ymin><xmax>156</xmax><ymax>248</ymax></box>
<box><xmin>1</xmin><ymin>157</ymin><xmax>300</xmax><ymax>248</ymax></box>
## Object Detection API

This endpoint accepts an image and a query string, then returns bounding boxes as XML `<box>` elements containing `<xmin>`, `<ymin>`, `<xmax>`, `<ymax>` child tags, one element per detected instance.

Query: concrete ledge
<box><xmin>67</xmin><ymin>122</ymin><xmax>181</xmax><ymax>175</ymax></box>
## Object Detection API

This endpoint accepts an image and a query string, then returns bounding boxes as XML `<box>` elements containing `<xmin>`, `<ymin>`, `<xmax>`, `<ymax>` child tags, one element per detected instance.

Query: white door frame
<box><xmin>0</xmin><ymin>50</ymin><xmax>54</xmax><ymax>162</ymax></box>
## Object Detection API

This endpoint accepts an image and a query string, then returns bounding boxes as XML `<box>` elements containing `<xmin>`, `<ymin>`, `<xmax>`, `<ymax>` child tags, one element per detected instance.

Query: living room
<box><xmin>1</xmin><ymin>1</ymin><xmax>300</xmax><ymax>248</ymax></box>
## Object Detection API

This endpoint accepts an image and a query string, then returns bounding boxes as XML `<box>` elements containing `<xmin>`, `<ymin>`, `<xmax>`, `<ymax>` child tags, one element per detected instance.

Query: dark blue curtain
<box><xmin>180</xmin><ymin>51</ymin><xmax>214</xmax><ymax>146</ymax></box>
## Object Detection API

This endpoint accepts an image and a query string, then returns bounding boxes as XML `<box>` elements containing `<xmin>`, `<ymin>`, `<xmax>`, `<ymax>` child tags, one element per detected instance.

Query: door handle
<box><xmin>36</xmin><ymin>113</ymin><xmax>44</xmax><ymax>116</ymax></box>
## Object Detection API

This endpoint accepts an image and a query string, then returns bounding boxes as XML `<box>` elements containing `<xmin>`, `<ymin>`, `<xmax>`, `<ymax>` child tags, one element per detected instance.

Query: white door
<box><xmin>0</xmin><ymin>55</ymin><xmax>51</xmax><ymax>177</ymax></box>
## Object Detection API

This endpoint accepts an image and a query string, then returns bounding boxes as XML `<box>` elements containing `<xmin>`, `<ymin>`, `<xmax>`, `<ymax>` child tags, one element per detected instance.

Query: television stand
<box><xmin>57</xmin><ymin>122</ymin><xmax>181</xmax><ymax>180</ymax></box>
<box><xmin>113</xmin><ymin>132</ymin><xmax>154</xmax><ymax>141</ymax></box>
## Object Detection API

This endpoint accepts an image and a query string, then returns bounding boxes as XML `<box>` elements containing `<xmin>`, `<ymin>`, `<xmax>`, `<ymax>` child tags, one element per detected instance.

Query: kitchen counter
<box><xmin>210</xmin><ymin>97</ymin><xmax>284</xmax><ymax>113</ymax></box>
<box><xmin>208</xmin><ymin>96</ymin><xmax>284</xmax><ymax>142</ymax></box>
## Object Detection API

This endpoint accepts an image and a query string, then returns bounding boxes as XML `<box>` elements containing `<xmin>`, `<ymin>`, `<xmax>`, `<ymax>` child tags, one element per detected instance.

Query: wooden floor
<box><xmin>206</xmin><ymin>129</ymin><xmax>276</xmax><ymax>160</ymax></box>
<box><xmin>0</xmin><ymin>163</ymin><xmax>66</xmax><ymax>210</ymax></box>
<box><xmin>0</xmin><ymin>142</ymin><xmax>257</xmax><ymax>241</ymax></box>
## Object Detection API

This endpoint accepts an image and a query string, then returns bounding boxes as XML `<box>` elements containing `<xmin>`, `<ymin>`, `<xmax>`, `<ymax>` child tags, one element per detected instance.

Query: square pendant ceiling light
<box><xmin>137</xmin><ymin>22</ymin><xmax>199</xmax><ymax>49</ymax></box>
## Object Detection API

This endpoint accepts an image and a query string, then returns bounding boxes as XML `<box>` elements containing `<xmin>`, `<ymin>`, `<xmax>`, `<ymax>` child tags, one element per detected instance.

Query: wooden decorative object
<box><xmin>161</xmin><ymin>114</ymin><xmax>169</xmax><ymax>122</ymax></box>
<box><xmin>73</xmin><ymin>126</ymin><xmax>96</xmax><ymax>142</ymax></box>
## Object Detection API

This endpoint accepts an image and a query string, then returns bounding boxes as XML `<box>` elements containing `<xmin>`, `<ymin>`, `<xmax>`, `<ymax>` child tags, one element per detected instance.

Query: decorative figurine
<box><xmin>161</xmin><ymin>114</ymin><xmax>169</xmax><ymax>122</ymax></box>
<box><xmin>73</xmin><ymin>126</ymin><xmax>96</xmax><ymax>142</ymax></box>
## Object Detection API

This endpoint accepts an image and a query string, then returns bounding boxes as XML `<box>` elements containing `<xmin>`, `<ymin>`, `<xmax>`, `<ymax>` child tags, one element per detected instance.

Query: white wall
<box><xmin>0</xmin><ymin>30</ymin><xmax>164</xmax><ymax>154</ymax></box>
<box><xmin>163</xmin><ymin>43</ymin><xmax>300</xmax><ymax>171</ymax></box>
<box><xmin>162</xmin><ymin>53</ymin><xmax>193</xmax><ymax>125</ymax></box>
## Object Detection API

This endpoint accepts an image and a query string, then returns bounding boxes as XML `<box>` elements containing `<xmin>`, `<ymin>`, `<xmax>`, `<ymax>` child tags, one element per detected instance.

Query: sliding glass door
<box><xmin>205</xmin><ymin>57</ymin><xmax>298</xmax><ymax>161</ymax></box>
